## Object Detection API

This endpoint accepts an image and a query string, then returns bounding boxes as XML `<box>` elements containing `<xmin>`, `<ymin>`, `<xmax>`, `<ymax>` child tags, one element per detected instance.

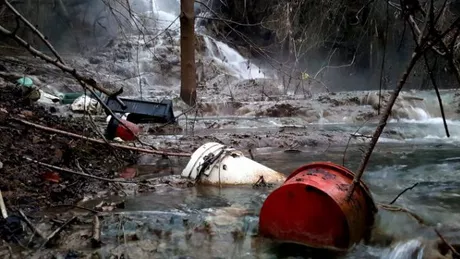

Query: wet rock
<box><xmin>257</xmin><ymin>103</ymin><xmax>300</xmax><ymax>117</ymax></box>
<box><xmin>112</xmin><ymin>64</ymin><xmax>136</xmax><ymax>78</ymax></box>
<box><xmin>115</xmin><ymin>50</ymin><xmax>131</xmax><ymax>60</ymax></box>
<box><xmin>20</xmin><ymin>110</ymin><xmax>34</xmax><ymax>118</ymax></box>
<box><xmin>318</xmin><ymin>95</ymin><xmax>341</xmax><ymax>106</ymax></box>
<box><xmin>0</xmin><ymin>108</ymin><xmax>7</xmax><ymax>123</ymax></box>
<box><xmin>89</xmin><ymin>57</ymin><xmax>103</xmax><ymax>64</ymax></box>
<box><xmin>360</xmin><ymin>92</ymin><xmax>382</xmax><ymax>109</ymax></box>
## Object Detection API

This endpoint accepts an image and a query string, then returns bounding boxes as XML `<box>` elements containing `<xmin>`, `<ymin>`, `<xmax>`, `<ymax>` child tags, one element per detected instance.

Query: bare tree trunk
<box><xmin>180</xmin><ymin>0</ymin><xmax>197</xmax><ymax>106</ymax></box>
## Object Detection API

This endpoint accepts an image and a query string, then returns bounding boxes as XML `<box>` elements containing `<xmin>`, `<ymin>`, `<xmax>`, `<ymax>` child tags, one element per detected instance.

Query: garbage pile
<box><xmin>0</xmin><ymin>78</ymin><xmax>139</xmax><ymax>211</ymax></box>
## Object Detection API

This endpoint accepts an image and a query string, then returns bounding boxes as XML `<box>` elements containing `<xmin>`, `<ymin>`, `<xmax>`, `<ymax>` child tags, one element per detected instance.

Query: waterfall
<box><xmin>141</xmin><ymin>0</ymin><xmax>267</xmax><ymax>81</ymax></box>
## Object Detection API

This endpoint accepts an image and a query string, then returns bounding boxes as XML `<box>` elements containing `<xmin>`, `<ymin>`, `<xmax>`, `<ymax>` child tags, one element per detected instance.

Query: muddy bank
<box><xmin>0</xmin><ymin>79</ymin><xmax>139</xmax><ymax>212</ymax></box>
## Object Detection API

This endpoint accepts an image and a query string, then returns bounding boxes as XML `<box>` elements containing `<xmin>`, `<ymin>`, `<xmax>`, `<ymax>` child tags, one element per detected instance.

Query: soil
<box><xmin>0</xmin><ymin>79</ymin><xmax>139</xmax><ymax>213</ymax></box>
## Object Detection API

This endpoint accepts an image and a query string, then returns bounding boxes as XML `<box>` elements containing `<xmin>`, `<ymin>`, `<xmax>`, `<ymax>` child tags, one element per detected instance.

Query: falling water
<box><xmin>380</xmin><ymin>239</ymin><xmax>425</xmax><ymax>259</ymax></box>
<box><xmin>141</xmin><ymin>0</ymin><xmax>267</xmax><ymax>82</ymax></box>
<box><xmin>202</xmin><ymin>36</ymin><xmax>267</xmax><ymax>79</ymax></box>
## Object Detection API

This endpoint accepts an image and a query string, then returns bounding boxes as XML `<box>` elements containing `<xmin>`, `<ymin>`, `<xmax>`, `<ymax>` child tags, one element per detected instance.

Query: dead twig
<box><xmin>11</xmin><ymin>118</ymin><xmax>191</xmax><ymax>157</ymax></box>
<box><xmin>0</xmin><ymin>190</ymin><xmax>7</xmax><ymax>219</ymax></box>
<box><xmin>346</xmin><ymin>8</ymin><xmax>460</xmax><ymax>200</ymax></box>
<box><xmin>389</xmin><ymin>182</ymin><xmax>419</xmax><ymax>205</ymax></box>
<box><xmin>40</xmin><ymin>216</ymin><xmax>77</xmax><ymax>249</ymax></box>
<box><xmin>3</xmin><ymin>0</ymin><xmax>64</xmax><ymax>64</ymax></box>
<box><xmin>91</xmin><ymin>215</ymin><xmax>102</xmax><ymax>248</ymax></box>
<box><xmin>346</xmin><ymin>52</ymin><xmax>419</xmax><ymax>200</ymax></box>
<box><xmin>342</xmin><ymin>119</ymin><xmax>370</xmax><ymax>167</ymax></box>
<box><xmin>422</xmin><ymin>55</ymin><xmax>449</xmax><ymax>137</ymax></box>
<box><xmin>18</xmin><ymin>209</ymin><xmax>46</xmax><ymax>240</ymax></box>
<box><xmin>248</xmin><ymin>149</ymin><xmax>255</xmax><ymax>160</ymax></box>
<box><xmin>48</xmin><ymin>204</ymin><xmax>99</xmax><ymax>214</ymax></box>
<box><xmin>24</xmin><ymin>157</ymin><xmax>138</xmax><ymax>183</ymax></box>
<box><xmin>377</xmin><ymin>203</ymin><xmax>426</xmax><ymax>225</ymax></box>
<box><xmin>434</xmin><ymin>228</ymin><xmax>460</xmax><ymax>257</ymax></box>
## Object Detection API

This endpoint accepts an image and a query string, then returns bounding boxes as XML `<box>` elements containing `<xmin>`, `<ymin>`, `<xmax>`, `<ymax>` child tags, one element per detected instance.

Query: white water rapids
<box><xmin>381</xmin><ymin>239</ymin><xmax>425</xmax><ymax>259</ymax></box>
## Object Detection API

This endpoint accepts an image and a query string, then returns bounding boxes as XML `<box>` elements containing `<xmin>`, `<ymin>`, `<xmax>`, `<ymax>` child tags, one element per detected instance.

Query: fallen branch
<box><xmin>91</xmin><ymin>215</ymin><xmax>102</xmax><ymax>248</ymax></box>
<box><xmin>389</xmin><ymin>182</ymin><xmax>419</xmax><ymax>205</ymax></box>
<box><xmin>435</xmin><ymin>228</ymin><xmax>460</xmax><ymax>257</ymax></box>
<box><xmin>25</xmin><ymin>157</ymin><xmax>140</xmax><ymax>183</ymax></box>
<box><xmin>12</xmin><ymin>118</ymin><xmax>191</xmax><ymax>157</ymax></box>
<box><xmin>378</xmin><ymin>203</ymin><xmax>426</xmax><ymax>225</ymax></box>
<box><xmin>346</xmin><ymin>50</ymin><xmax>420</xmax><ymax>200</ymax></box>
<box><xmin>0</xmin><ymin>190</ymin><xmax>7</xmax><ymax>219</ymax></box>
<box><xmin>48</xmin><ymin>204</ymin><xmax>99</xmax><ymax>214</ymax></box>
<box><xmin>40</xmin><ymin>216</ymin><xmax>77</xmax><ymax>249</ymax></box>
<box><xmin>18</xmin><ymin>209</ymin><xmax>46</xmax><ymax>240</ymax></box>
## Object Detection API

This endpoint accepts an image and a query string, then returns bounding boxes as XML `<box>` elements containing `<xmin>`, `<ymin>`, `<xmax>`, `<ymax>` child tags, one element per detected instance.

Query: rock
<box><xmin>116</xmin><ymin>51</ymin><xmax>130</xmax><ymax>60</ymax></box>
<box><xmin>422</xmin><ymin>239</ymin><xmax>453</xmax><ymax>259</ymax></box>
<box><xmin>20</xmin><ymin>110</ymin><xmax>34</xmax><ymax>117</ymax></box>
<box><xmin>0</xmin><ymin>108</ymin><xmax>7</xmax><ymax>123</ymax></box>
<box><xmin>89</xmin><ymin>57</ymin><xmax>103</xmax><ymax>64</ymax></box>
<box><xmin>112</xmin><ymin>64</ymin><xmax>136</xmax><ymax>78</ymax></box>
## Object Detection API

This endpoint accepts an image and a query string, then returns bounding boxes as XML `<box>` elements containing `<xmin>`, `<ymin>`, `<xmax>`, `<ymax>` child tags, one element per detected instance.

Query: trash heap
<box><xmin>0</xmin><ymin>79</ymin><xmax>139</xmax><ymax>211</ymax></box>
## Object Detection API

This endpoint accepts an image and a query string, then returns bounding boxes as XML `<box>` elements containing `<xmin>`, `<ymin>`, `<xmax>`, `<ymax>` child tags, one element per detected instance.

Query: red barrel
<box><xmin>258</xmin><ymin>162</ymin><xmax>377</xmax><ymax>251</ymax></box>
<box><xmin>106</xmin><ymin>116</ymin><xmax>140</xmax><ymax>141</ymax></box>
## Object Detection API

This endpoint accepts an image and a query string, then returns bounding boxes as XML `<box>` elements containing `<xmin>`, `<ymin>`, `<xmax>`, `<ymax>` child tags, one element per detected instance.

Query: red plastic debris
<box><xmin>41</xmin><ymin>172</ymin><xmax>61</xmax><ymax>183</ymax></box>
<box><xmin>258</xmin><ymin>162</ymin><xmax>377</xmax><ymax>251</ymax></box>
<box><xmin>106</xmin><ymin>117</ymin><xmax>140</xmax><ymax>141</ymax></box>
<box><xmin>119</xmin><ymin>167</ymin><xmax>137</xmax><ymax>179</ymax></box>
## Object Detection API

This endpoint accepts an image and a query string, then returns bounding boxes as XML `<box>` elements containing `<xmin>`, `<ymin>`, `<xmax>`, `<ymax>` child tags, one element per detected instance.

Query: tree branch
<box><xmin>0</xmin><ymin>24</ymin><xmax>116</xmax><ymax>97</ymax></box>
<box><xmin>3</xmin><ymin>0</ymin><xmax>64</xmax><ymax>64</ymax></box>
<box><xmin>12</xmin><ymin>118</ymin><xmax>191</xmax><ymax>157</ymax></box>
<box><xmin>346</xmin><ymin>3</ymin><xmax>460</xmax><ymax>200</ymax></box>
<box><xmin>389</xmin><ymin>182</ymin><xmax>418</xmax><ymax>204</ymax></box>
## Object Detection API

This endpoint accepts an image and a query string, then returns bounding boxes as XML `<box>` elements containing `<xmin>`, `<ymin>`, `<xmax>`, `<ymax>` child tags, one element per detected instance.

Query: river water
<box><xmin>94</xmin><ymin>139</ymin><xmax>460</xmax><ymax>258</ymax></box>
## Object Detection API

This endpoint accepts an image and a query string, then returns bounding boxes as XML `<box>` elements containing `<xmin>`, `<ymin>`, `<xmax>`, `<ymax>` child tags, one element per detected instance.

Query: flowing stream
<box><xmin>96</xmin><ymin>143</ymin><xmax>460</xmax><ymax>258</ymax></box>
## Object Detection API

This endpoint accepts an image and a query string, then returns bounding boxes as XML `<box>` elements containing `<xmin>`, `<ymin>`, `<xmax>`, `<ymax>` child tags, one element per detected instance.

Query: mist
<box><xmin>4</xmin><ymin>0</ymin><xmax>160</xmax><ymax>53</ymax></box>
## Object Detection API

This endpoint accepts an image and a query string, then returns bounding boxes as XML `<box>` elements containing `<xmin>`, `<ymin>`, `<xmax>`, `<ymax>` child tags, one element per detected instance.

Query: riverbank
<box><xmin>0</xmin><ymin>78</ymin><xmax>142</xmax><ymax>212</ymax></box>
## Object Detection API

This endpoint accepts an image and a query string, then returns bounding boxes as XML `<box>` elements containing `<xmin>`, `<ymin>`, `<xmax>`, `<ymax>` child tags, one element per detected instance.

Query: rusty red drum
<box><xmin>258</xmin><ymin>162</ymin><xmax>377</xmax><ymax>251</ymax></box>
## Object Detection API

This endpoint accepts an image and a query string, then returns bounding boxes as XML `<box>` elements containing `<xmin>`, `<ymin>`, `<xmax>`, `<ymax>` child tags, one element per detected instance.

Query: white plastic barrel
<box><xmin>181</xmin><ymin>142</ymin><xmax>286</xmax><ymax>185</ymax></box>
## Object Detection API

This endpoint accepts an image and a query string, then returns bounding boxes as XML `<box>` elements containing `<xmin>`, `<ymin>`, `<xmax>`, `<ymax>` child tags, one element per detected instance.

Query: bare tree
<box><xmin>180</xmin><ymin>0</ymin><xmax>197</xmax><ymax>106</ymax></box>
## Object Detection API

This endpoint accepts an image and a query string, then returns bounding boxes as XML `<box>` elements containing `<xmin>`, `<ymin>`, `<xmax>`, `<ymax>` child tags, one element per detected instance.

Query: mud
<box><xmin>0</xmin><ymin>79</ymin><xmax>139</xmax><ymax>212</ymax></box>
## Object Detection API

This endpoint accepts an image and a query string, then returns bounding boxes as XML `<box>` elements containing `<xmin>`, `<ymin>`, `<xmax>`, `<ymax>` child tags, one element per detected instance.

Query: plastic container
<box><xmin>105</xmin><ymin>98</ymin><xmax>175</xmax><ymax>124</ymax></box>
<box><xmin>59</xmin><ymin>92</ymin><xmax>102</xmax><ymax>104</ymax></box>
<box><xmin>16</xmin><ymin>77</ymin><xmax>34</xmax><ymax>87</ymax></box>
<box><xmin>258</xmin><ymin>162</ymin><xmax>377</xmax><ymax>251</ymax></box>
<box><xmin>181</xmin><ymin>142</ymin><xmax>286</xmax><ymax>185</ymax></box>
<box><xmin>105</xmin><ymin>115</ymin><xmax>141</xmax><ymax>141</ymax></box>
